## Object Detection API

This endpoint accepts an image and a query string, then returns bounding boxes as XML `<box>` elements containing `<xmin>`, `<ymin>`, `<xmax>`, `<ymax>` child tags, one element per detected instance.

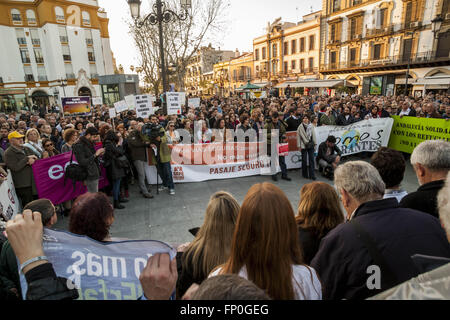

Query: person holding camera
<box><xmin>317</xmin><ymin>136</ymin><xmax>342</xmax><ymax>180</ymax></box>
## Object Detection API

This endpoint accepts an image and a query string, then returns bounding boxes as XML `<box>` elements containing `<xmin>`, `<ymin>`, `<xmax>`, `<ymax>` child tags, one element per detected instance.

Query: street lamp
<box><xmin>59</xmin><ymin>78</ymin><xmax>67</xmax><ymax>97</ymax></box>
<box><xmin>431</xmin><ymin>15</ymin><xmax>443</xmax><ymax>39</ymax></box>
<box><xmin>127</xmin><ymin>0</ymin><xmax>191</xmax><ymax>113</ymax></box>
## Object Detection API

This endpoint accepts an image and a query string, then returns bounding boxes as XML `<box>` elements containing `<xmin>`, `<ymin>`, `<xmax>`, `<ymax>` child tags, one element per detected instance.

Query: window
<box><xmin>26</xmin><ymin>10</ymin><xmax>37</xmax><ymax>25</ymax></box>
<box><xmin>82</xmin><ymin>11</ymin><xmax>91</xmax><ymax>26</ymax></box>
<box><xmin>350</xmin><ymin>18</ymin><xmax>357</xmax><ymax>39</ymax></box>
<box><xmin>291</xmin><ymin>60</ymin><xmax>296</xmax><ymax>70</ymax></box>
<box><xmin>24</xmin><ymin>66</ymin><xmax>34</xmax><ymax>82</ymax></box>
<box><xmin>373</xmin><ymin>44</ymin><xmax>382</xmax><ymax>59</ymax></box>
<box><xmin>331</xmin><ymin>24</ymin><xmax>336</xmax><ymax>42</ymax></box>
<box><xmin>37</xmin><ymin>66</ymin><xmax>47</xmax><ymax>81</ymax></box>
<box><xmin>55</xmin><ymin>6</ymin><xmax>65</xmax><ymax>22</ymax></box>
<box><xmin>352</xmin><ymin>0</ymin><xmax>362</xmax><ymax>5</ymax></box>
<box><xmin>262</xmin><ymin>47</ymin><xmax>267</xmax><ymax>60</ymax></box>
<box><xmin>233</xmin><ymin>70</ymin><xmax>237</xmax><ymax>81</ymax></box>
<box><xmin>308</xmin><ymin>57</ymin><xmax>314</xmax><ymax>71</ymax></box>
<box><xmin>309</xmin><ymin>35</ymin><xmax>315</xmax><ymax>50</ymax></box>
<box><xmin>16</xmin><ymin>29</ymin><xmax>26</xmax><ymax>45</ymax></box>
<box><xmin>62</xmin><ymin>46</ymin><xmax>71</xmax><ymax>61</ymax></box>
<box><xmin>284</xmin><ymin>42</ymin><xmax>289</xmax><ymax>55</ymax></box>
<box><xmin>379</xmin><ymin>8</ymin><xmax>387</xmax><ymax>28</ymax></box>
<box><xmin>405</xmin><ymin>2</ymin><xmax>413</xmax><ymax>24</ymax></box>
<box><xmin>30</xmin><ymin>29</ymin><xmax>40</xmax><ymax>46</ymax></box>
<box><xmin>332</xmin><ymin>0</ymin><xmax>340</xmax><ymax>12</ymax></box>
<box><xmin>11</xmin><ymin>9</ymin><xmax>22</xmax><ymax>23</ymax></box>
<box><xmin>90</xmin><ymin>64</ymin><xmax>98</xmax><ymax>79</ymax></box>
<box><xmin>272</xmin><ymin>44</ymin><xmax>278</xmax><ymax>57</ymax></box>
<box><xmin>65</xmin><ymin>64</ymin><xmax>75</xmax><ymax>79</ymax></box>
<box><xmin>291</xmin><ymin>40</ymin><xmax>297</xmax><ymax>54</ymax></box>
<box><xmin>284</xmin><ymin>61</ymin><xmax>288</xmax><ymax>73</ymax></box>
<box><xmin>59</xmin><ymin>26</ymin><xmax>68</xmax><ymax>43</ymax></box>
<box><xmin>255</xmin><ymin>49</ymin><xmax>259</xmax><ymax>61</ymax></box>
<box><xmin>34</xmin><ymin>48</ymin><xmax>44</xmax><ymax>63</ymax></box>
<box><xmin>20</xmin><ymin>49</ymin><xmax>30</xmax><ymax>63</ymax></box>
<box><xmin>300</xmin><ymin>59</ymin><xmax>305</xmax><ymax>72</ymax></box>
<box><xmin>349</xmin><ymin>47</ymin><xmax>357</xmax><ymax>64</ymax></box>
<box><xmin>85</xmin><ymin>29</ymin><xmax>93</xmax><ymax>45</ymax></box>
<box><xmin>330</xmin><ymin>51</ymin><xmax>337</xmax><ymax>65</ymax></box>
<box><xmin>300</xmin><ymin>37</ymin><xmax>305</xmax><ymax>52</ymax></box>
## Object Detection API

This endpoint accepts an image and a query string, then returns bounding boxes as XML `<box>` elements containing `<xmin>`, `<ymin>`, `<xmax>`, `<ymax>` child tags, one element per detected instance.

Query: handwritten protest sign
<box><xmin>109</xmin><ymin>108</ymin><xmax>117</xmax><ymax>119</ymax></box>
<box><xmin>19</xmin><ymin>229</ymin><xmax>177</xmax><ymax>300</ymax></box>
<box><xmin>166</xmin><ymin>92</ymin><xmax>182</xmax><ymax>115</ymax></box>
<box><xmin>114</xmin><ymin>100</ymin><xmax>128</xmax><ymax>114</ymax></box>
<box><xmin>125</xmin><ymin>95</ymin><xmax>136</xmax><ymax>110</ymax></box>
<box><xmin>188</xmin><ymin>98</ymin><xmax>200</xmax><ymax>108</ymax></box>
<box><xmin>0</xmin><ymin>170</ymin><xmax>21</xmax><ymax>221</ymax></box>
<box><xmin>135</xmin><ymin>95</ymin><xmax>153</xmax><ymax>119</ymax></box>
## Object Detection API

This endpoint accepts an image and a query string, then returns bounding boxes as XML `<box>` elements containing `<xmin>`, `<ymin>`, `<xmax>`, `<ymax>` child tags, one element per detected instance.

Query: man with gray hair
<box><xmin>311</xmin><ymin>161</ymin><xmax>450</xmax><ymax>300</ymax></box>
<box><xmin>400</xmin><ymin>140</ymin><xmax>450</xmax><ymax>218</ymax></box>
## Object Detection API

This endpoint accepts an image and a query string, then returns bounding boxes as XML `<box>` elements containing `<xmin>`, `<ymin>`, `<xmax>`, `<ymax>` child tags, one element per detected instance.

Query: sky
<box><xmin>98</xmin><ymin>0</ymin><xmax>322</xmax><ymax>73</ymax></box>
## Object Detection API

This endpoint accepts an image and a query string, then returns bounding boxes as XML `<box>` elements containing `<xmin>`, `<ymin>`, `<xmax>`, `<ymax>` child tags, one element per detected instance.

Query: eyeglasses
<box><xmin>45</xmin><ymin>143</ymin><xmax>53</xmax><ymax>147</ymax></box>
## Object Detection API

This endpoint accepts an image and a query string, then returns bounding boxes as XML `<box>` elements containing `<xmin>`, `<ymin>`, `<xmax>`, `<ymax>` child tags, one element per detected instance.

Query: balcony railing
<box><xmin>86</xmin><ymin>38</ymin><xmax>93</xmax><ymax>45</ymax></box>
<box><xmin>38</xmin><ymin>75</ymin><xmax>48</xmax><ymax>81</ymax></box>
<box><xmin>22</xmin><ymin>57</ymin><xmax>31</xmax><ymax>63</ymax></box>
<box><xmin>63</xmin><ymin>55</ymin><xmax>71</xmax><ymax>61</ymax></box>
<box><xmin>35</xmin><ymin>57</ymin><xmax>44</xmax><ymax>63</ymax></box>
<box><xmin>66</xmin><ymin>73</ymin><xmax>75</xmax><ymax>79</ymax></box>
<box><xmin>320</xmin><ymin>51</ymin><xmax>450</xmax><ymax>71</ymax></box>
<box><xmin>32</xmin><ymin>38</ymin><xmax>40</xmax><ymax>46</ymax></box>
<box><xmin>24</xmin><ymin>75</ymin><xmax>34</xmax><ymax>82</ymax></box>
<box><xmin>17</xmin><ymin>37</ymin><xmax>27</xmax><ymax>45</ymax></box>
<box><xmin>60</xmin><ymin>36</ymin><xmax>68</xmax><ymax>43</ymax></box>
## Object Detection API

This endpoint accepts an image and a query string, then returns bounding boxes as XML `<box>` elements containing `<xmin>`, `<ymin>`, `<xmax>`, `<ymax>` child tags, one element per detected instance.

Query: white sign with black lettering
<box><xmin>166</xmin><ymin>92</ymin><xmax>182</xmax><ymax>115</ymax></box>
<box><xmin>92</xmin><ymin>97</ymin><xmax>103</xmax><ymax>106</ymax></box>
<box><xmin>135</xmin><ymin>95</ymin><xmax>153</xmax><ymax>119</ymax></box>
<box><xmin>109</xmin><ymin>108</ymin><xmax>117</xmax><ymax>119</ymax></box>
<box><xmin>114</xmin><ymin>100</ymin><xmax>128</xmax><ymax>113</ymax></box>
<box><xmin>188</xmin><ymin>98</ymin><xmax>200</xmax><ymax>108</ymax></box>
<box><xmin>125</xmin><ymin>95</ymin><xmax>136</xmax><ymax>110</ymax></box>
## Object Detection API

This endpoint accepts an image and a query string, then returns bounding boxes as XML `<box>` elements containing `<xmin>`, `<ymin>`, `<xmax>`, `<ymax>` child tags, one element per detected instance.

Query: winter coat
<box><xmin>128</xmin><ymin>130</ymin><xmax>148</xmax><ymax>162</ymax></box>
<box><xmin>399</xmin><ymin>180</ymin><xmax>445</xmax><ymax>219</ymax></box>
<box><xmin>103</xmin><ymin>140</ymin><xmax>126</xmax><ymax>181</ymax></box>
<box><xmin>4</xmin><ymin>145</ymin><xmax>37</xmax><ymax>193</ymax></box>
<box><xmin>72</xmin><ymin>137</ymin><xmax>100</xmax><ymax>181</ymax></box>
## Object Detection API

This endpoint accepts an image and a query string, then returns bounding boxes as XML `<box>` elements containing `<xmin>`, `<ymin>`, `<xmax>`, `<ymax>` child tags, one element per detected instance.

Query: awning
<box><xmin>414</xmin><ymin>77</ymin><xmax>450</xmax><ymax>86</ymax></box>
<box><xmin>275</xmin><ymin>79</ymin><xmax>355</xmax><ymax>89</ymax></box>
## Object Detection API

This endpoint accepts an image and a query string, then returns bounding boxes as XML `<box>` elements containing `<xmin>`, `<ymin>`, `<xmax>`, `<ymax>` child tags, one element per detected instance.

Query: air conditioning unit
<box><xmin>410</xmin><ymin>21</ymin><xmax>422</xmax><ymax>28</ymax></box>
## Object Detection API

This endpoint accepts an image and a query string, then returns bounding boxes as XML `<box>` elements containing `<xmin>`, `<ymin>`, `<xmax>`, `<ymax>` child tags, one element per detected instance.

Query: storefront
<box><xmin>0</xmin><ymin>88</ymin><xmax>29</xmax><ymax>113</ymax></box>
<box><xmin>361</xmin><ymin>75</ymin><xmax>396</xmax><ymax>96</ymax></box>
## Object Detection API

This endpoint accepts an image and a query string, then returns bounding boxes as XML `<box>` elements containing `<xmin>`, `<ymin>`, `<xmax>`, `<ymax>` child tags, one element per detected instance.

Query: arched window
<box><xmin>11</xmin><ymin>9</ymin><xmax>22</xmax><ymax>23</ymax></box>
<box><xmin>55</xmin><ymin>6</ymin><xmax>65</xmax><ymax>22</ymax></box>
<box><xmin>26</xmin><ymin>10</ymin><xmax>36</xmax><ymax>24</ymax></box>
<box><xmin>82</xmin><ymin>11</ymin><xmax>91</xmax><ymax>25</ymax></box>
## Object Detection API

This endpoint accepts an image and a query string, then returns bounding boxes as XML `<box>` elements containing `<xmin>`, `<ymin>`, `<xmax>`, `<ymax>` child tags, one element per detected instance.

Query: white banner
<box><xmin>188</xmin><ymin>98</ymin><xmax>200</xmax><ymax>108</ymax></box>
<box><xmin>125</xmin><ymin>95</ymin><xmax>136</xmax><ymax>110</ymax></box>
<box><xmin>166</xmin><ymin>92</ymin><xmax>182</xmax><ymax>115</ymax></box>
<box><xmin>114</xmin><ymin>100</ymin><xmax>128</xmax><ymax>114</ymax></box>
<box><xmin>134</xmin><ymin>95</ymin><xmax>153</xmax><ymax>119</ymax></box>
<box><xmin>0</xmin><ymin>170</ymin><xmax>21</xmax><ymax>221</ymax></box>
<box><xmin>314</xmin><ymin>118</ymin><xmax>394</xmax><ymax>156</ymax></box>
<box><xmin>108</xmin><ymin>108</ymin><xmax>117</xmax><ymax>119</ymax></box>
<box><xmin>92</xmin><ymin>97</ymin><xmax>103</xmax><ymax>106</ymax></box>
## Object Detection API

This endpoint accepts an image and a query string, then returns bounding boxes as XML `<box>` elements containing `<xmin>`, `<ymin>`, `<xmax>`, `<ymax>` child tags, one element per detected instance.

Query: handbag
<box><xmin>65</xmin><ymin>150</ymin><xmax>88</xmax><ymax>190</ymax></box>
<box><xmin>115</xmin><ymin>155</ymin><xmax>130</xmax><ymax>169</ymax></box>
<box><xmin>305</xmin><ymin>138</ymin><xmax>315</xmax><ymax>149</ymax></box>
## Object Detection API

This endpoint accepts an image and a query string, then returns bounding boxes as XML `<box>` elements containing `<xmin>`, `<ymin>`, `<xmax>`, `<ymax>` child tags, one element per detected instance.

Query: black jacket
<box><xmin>72</xmin><ymin>137</ymin><xmax>100</xmax><ymax>181</ymax></box>
<box><xmin>298</xmin><ymin>227</ymin><xmax>323</xmax><ymax>265</ymax></box>
<box><xmin>311</xmin><ymin>198</ymin><xmax>450</xmax><ymax>300</ymax></box>
<box><xmin>103</xmin><ymin>140</ymin><xmax>126</xmax><ymax>181</ymax></box>
<box><xmin>399</xmin><ymin>180</ymin><xmax>445</xmax><ymax>218</ymax></box>
<box><xmin>336</xmin><ymin>114</ymin><xmax>354</xmax><ymax>126</ymax></box>
<box><xmin>285</xmin><ymin>116</ymin><xmax>302</xmax><ymax>132</ymax></box>
<box><xmin>317</xmin><ymin>142</ymin><xmax>342</xmax><ymax>163</ymax></box>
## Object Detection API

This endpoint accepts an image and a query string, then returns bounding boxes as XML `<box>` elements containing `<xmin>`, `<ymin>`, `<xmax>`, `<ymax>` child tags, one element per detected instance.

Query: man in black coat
<box><xmin>311</xmin><ymin>161</ymin><xmax>450</xmax><ymax>300</ymax></box>
<box><xmin>285</xmin><ymin>108</ymin><xmax>302</xmax><ymax>132</ymax></box>
<box><xmin>400</xmin><ymin>140</ymin><xmax>450</xmax><ymax>218</ymax></box>
<box><xmin>72</xmin><ymin>127</ymin><xmax>105</xmax><ymax>193</ymax></box>
<box><xmin>335</xmin><ymin>107</ymin><xmax>354</xmax><ymax>126</ymax></box>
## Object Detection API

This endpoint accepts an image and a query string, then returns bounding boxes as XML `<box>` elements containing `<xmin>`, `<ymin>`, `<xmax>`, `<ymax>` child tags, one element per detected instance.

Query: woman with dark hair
<box><xmin>103</xmin><ymin>130</ymin><xmax>128</xmax><ymax>209</ymax></box>
<box><xmin>69</xmin><ymin>192</ymin><xmax>115</xmax><ymax>242</ymax></box>
<box><xmin>297</xmin><ymin>115</ymin><xmax>317</xmax><ymax>180</ymax></box>
<box><xmin>296</xmin><ymin>182</ymin><xmax>344</xmax><ymax>264</ymax></box>
<box><xmin>211</xmin><ymin>183</ymin><xmax>322</xmax><ymax>300</ymax></box>
<box><xmin>41</xmin><ymin>138</ymin><xmax>59</xmax><ymax>159</ymax></box>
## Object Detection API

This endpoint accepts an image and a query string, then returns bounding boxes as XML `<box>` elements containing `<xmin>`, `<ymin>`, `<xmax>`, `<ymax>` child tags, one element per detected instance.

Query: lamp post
<box><xmin>127</xmin><ymin>0</ymin><xmax>191</xmax><ymax>114</ymax></box>
<box><xmin>59</xmin><ymin>78</ymin><xmax>67</xmax><ymax>97</ymax></box>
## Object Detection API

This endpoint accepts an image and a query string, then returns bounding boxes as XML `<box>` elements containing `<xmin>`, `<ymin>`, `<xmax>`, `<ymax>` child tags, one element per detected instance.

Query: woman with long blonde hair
<box><xmin>296</xmin><ymin>182</ymin><xmax>344</xmax><ymax>264</ymax></box>
<box><xmin>211</xmin><ymin>183</ymin><xmax>322</xmax><ymax>300</ymax></box>
<box><xmin>177</xmin><ymin>191</ymin><xmax>240</xmax><ymax>299</ymax></box>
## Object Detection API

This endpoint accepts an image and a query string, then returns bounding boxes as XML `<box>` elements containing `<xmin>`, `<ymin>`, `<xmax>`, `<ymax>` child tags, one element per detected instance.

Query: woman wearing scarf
<box><xmin>23</xmin><ymin>128</ymin><xmax>44</xmax><ymax>158</ymax></box>
<box><xmin>297</xmin><ymin>115</ymin><xmax>317</xmax><ymax>180</ymax></box>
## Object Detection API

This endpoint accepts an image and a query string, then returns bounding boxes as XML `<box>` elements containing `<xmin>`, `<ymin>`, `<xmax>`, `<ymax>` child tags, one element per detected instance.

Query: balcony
<box><xmin>88</xmin><ymin>57</ymin><xmax>96</xmax><ymax>62</ymax></box>
<box><xmin>328</xmin><ymin>38</ymin><xmax>341</xmax><ymax>45</ymax></box>
<box><xmin>27</xmin><ymin>18</ymin><xmax>37</xmax><ymax>25</ymax></box>
<box><xmin>21</xmin><ymin>57</ymin><xmax>31</xmax><ymax>63</ymax></box>
<box><xmin>86</xmin><ymin>38</ymin><xmax>93</xmax><ymax>45</ymax></box>
<box><xmin>35</xmin><ymin>57</ymin><xmax>44</xmax><ymax>64</ymax></box>
<box><xmin>32</xmin><ymin>38</ymin><xmax>40</xmax><ymax>46</ymax></box>
<box><xmin>38</xmin><ymin>75</ymin><xmax>48</xmax><ymax>81</ymax></box>
<box><xmin>66</xmin><ymin>73</ymin><xmax>75</xmax><ymax>79</ymax></box>
<box><xmin>17</xmin><ymin>37</ymin><xmax>27</xmax><ymax>45</ymax></box>
<box><xmin>60</xmin><ymin>36</ymin><xmax>68</xmax><ymax>43</ymax></box>
<box><xmin>63</xmin><ymin>55</ymin><xmax>72</xmax><ymax>62</ymax></box>
<box><xmin>320</xmin><ymin>51</ymin><xmax>450</xmax><ymax>74</ymax></box>
<box><xmin>24</xmin><ymin>74</ymin><xmax>34</xmax><ymax>82</ymax></box>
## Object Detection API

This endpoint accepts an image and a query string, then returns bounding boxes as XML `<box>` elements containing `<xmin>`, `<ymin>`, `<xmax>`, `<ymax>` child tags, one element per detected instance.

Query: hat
<box><xmin>85</xmin><ymin>127</ymin><xmax>99</xmax><ymax>136</ymax></box>
<box><xmin>8</xmin><ymin>131</ymin><xmax>24</xmax><ymax>140</ymax></box>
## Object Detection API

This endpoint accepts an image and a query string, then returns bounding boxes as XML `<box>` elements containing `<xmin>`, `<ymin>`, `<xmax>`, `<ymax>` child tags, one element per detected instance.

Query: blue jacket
<box><xmin>311</xmin><ymin>198</ymin><xmax>450</xmax><ymax>300</ymax></box>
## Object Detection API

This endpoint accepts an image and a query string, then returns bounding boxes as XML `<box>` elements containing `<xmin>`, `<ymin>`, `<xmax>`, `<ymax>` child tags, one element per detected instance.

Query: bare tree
<box><xmin>128</xmin><ymin>0</ymin><xmax>229</xmax><ymax>96</ymax></box>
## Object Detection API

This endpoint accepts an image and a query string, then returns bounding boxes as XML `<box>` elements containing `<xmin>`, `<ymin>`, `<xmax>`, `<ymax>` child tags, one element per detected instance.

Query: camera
<box><xmin>142</xmin><ymin>123</ymin><xmax>164</xmax><ymax>141</ymax></box>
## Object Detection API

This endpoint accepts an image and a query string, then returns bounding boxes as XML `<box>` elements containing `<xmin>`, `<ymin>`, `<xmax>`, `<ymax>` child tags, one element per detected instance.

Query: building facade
<box><xmin>319</xmin><ymin>0</ymin><xmax>450</xmax><ymax>96</ymax></box>
<box><xmin>184</xmin><ymin>45</ymin><xmax>236</xmax><ymax>96</ymax></box>
<box><xmin>0</xmin><ymin>0</ymin><xmax>115</xmax><ymax>113</ymax></box>
<box><xmin>253</xmin><ymin>12</ymin><xmax>322</xmax><ymax>90</ymax></box>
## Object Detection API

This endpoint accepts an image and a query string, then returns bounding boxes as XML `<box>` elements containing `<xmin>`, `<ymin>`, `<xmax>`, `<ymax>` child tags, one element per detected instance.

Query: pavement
<box><xmin>53</xmin><ymin>154</ymin><xmax>420</xmax><ymax>246</ymax></box>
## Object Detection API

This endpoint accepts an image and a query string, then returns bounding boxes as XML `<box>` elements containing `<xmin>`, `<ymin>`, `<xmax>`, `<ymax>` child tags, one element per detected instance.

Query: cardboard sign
<box><xmin>125</xmin><ymin>95</ymin><xmax>136</xmax><ymax>110</ymax></box>
<box><xmin>109</xmin><ymin>108</ymin><xmax>117</xmax><ymax>119</ymax></box>
<box><xmin>114</xmin><ymin>100</ymin><xmax>128</xmax><ymax>113</ymax></box>
<box><xmin>92</xmin><ymin>97</ymin><xmax>103</xmax><ymax>106</ymax></box>
<box><xmin>166</xmin><ymin>92</ymin><xmax>182</xmax><ymax>115</ymax></box>
<box><xmin>135</xmin><ymin>95</ymin><xmax>153</xmax><ymax>119</ymax></box>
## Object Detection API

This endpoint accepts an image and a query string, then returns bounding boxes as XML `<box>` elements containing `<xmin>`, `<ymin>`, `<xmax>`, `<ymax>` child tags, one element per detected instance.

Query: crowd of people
<box><xmin>0</xmin><ymin>91</ymin><xmax>449</xmax><ymax>300</ymax></box>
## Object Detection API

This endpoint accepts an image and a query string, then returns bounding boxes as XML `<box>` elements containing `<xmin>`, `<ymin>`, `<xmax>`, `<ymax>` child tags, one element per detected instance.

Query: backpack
<box><xmin>65</xmin><ymin>150</ymin><xmax>88</xmax><ymax>191</ymax></box>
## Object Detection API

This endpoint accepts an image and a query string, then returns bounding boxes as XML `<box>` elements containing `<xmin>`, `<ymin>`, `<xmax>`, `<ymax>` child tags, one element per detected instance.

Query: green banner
<box><xmin>388</xmin><ymin>116</ymin><xmax>450</xmax><ymax>154</ymax></box>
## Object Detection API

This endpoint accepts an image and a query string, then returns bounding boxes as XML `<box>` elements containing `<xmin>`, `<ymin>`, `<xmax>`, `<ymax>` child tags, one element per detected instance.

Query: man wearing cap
<box><xmin>72</xmin><ymin>127</ymin><xmax>105</xmax><ymax>193</ymax></box>
<box><xmin>4</xmin><ymin>131</ymin><xmax>38</xmax><ymax>207</ymax></box>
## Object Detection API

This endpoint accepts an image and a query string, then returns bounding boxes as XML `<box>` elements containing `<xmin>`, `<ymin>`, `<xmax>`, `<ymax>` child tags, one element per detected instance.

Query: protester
<box><xmin>23</xmin><ymin>128</ymin><xmax>44</xmax><ymax>159</ymax></box>
<box><xmin>400</xmin><ymin>140</ymin><xmax>450</xmax><ymax>217</ymax></box>
<box><xmin>211</xmin><ymin>183</ymin><xmax>322</xmax><ymax>300</ymax></box>
<box><xmin>317</xmin><ymin>135</ymin><xmax>341</xmax><ymax>179</ymax></box>
<box><xmin>265</xmin><ymin>111</ymin><xmax>290</xmax><ymax>182</ymax></box>
<box><xmin>0</xmin><ymin>199</ymin><xmax>58</xmax><ymax>299</ymax></box>
<box><xmin>41</xmin><ymin>138</ymin><xmax>59</xmax><ymax>159</ymax></box>
<box><xmin>69</xmin><ymin>192</ymin><xmax>115</xmax><ymax>242</ymax></box>
<box><xmin>72</xmin><ymin>127</ymin><xmax>105</xmax><ymax>194</ymax></box>
<box><xmin>149</xmin><ymin>125</ymin><xmax>175</xmax><ymax>195</ymax></box>
<box><xmin>297</xmin><ymin>115</ymin><xmax>317</xmax><ymax>180</ymax></box>
<box><xmin>371</xmin><ymin>147</ymin><xmax>408</xmax><ymax>202</ymax></box>
<box><xmin>4</xmin><ymin>131</ymin><xmax>38</xmax><ymax>207</ymax></box>
<box><xmin>177</xmin><ymin>191</ymin><xmax>240</xmax><ymax>299</ymax></box>
<box><xmin>311</xmin><ymin>161</ymin><xmax>450</xmax><ymax>300</ymax></box>
<box><xmin>61</xmin><ymin>128</ymin><xmax>78</xmax><ymax>154</ymax></box>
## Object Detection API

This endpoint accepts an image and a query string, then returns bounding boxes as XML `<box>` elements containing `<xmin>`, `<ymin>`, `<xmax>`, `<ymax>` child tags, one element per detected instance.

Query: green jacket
<box><xmin>264</xmin><ymin>120</ymin><xmax>287</xmax><ymax>145</ymax></box>
<box><xmin>143</xmin><ymin>128</ymin><xmax>172</xmax><ymax>164</ymax></box>
<box><xmin>320</xmin><ymin>114</ymin><xmax>336</xmax><ymax>126</ymax></box>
